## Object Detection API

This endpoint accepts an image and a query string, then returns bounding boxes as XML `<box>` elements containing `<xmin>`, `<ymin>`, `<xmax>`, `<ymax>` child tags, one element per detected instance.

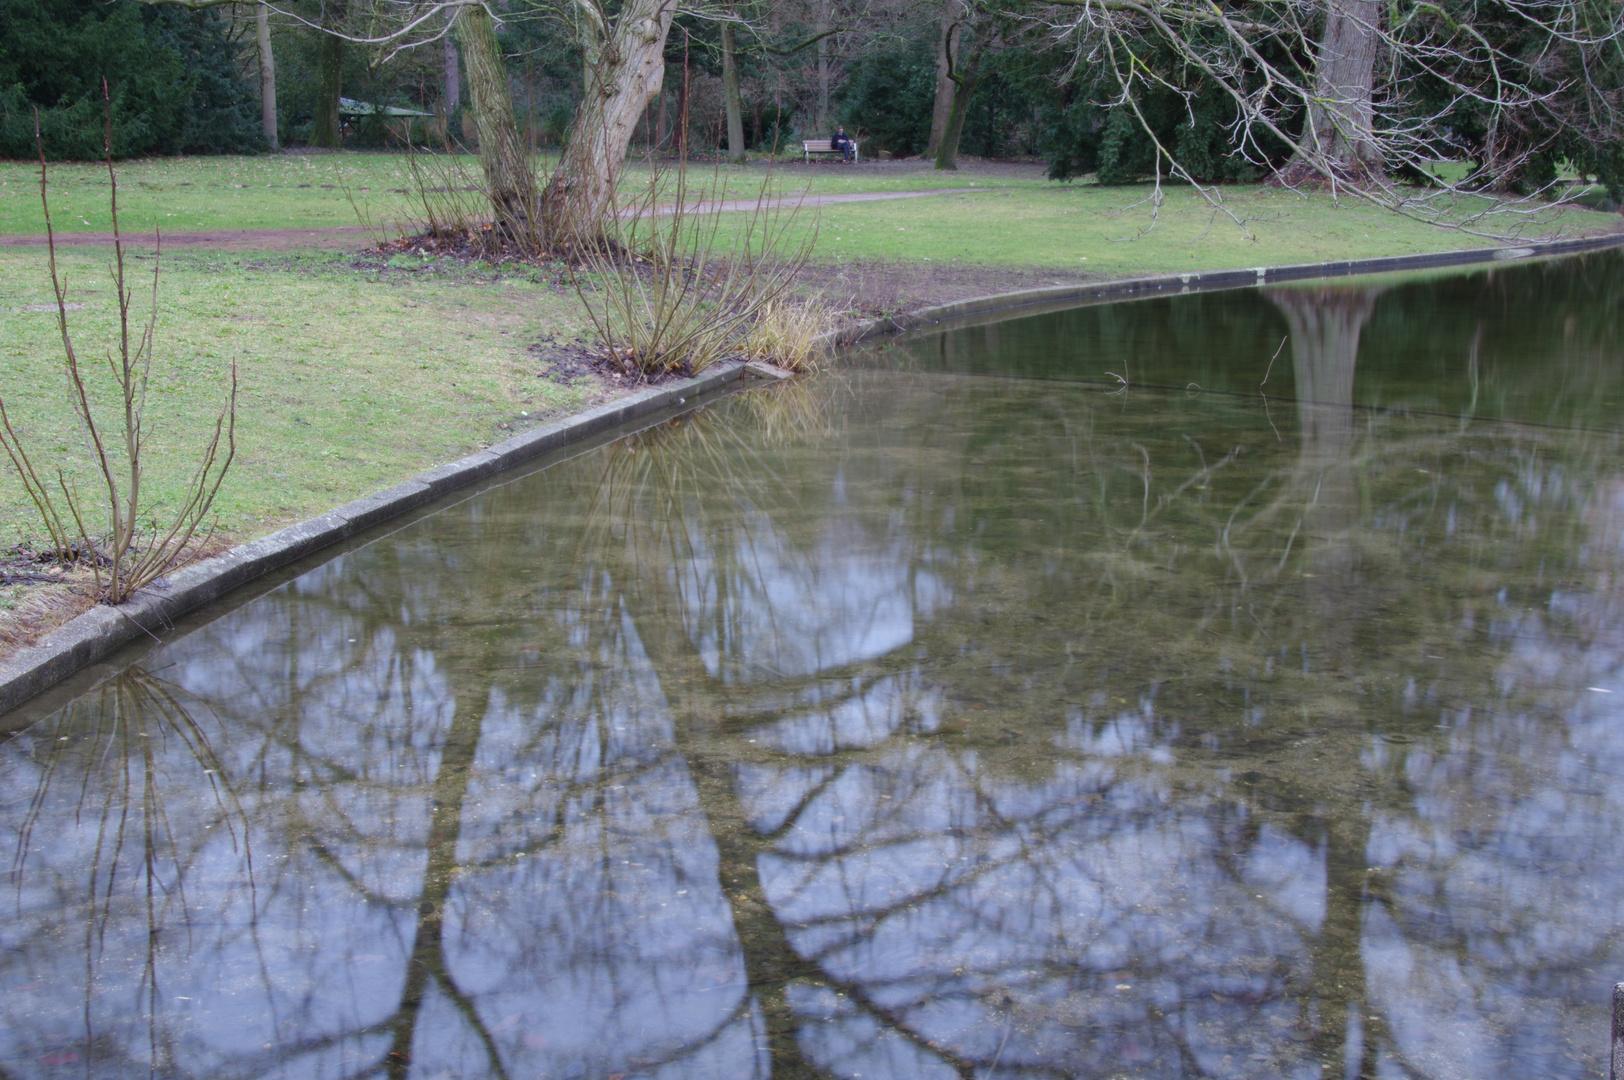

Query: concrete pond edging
<box><xmin>4</xmin><ymin>230</ymin><xmax>1622</xmax><ymax>719</ymax></box>
<box><xmin>0</xmin><ymin>359</ymin><xmax>790</xmax><ymax>718</ymax></box>
<box><xmin>838</xmin><ymin>231</ymin><xmax>1624</xmax><ymax>343</ymax></box>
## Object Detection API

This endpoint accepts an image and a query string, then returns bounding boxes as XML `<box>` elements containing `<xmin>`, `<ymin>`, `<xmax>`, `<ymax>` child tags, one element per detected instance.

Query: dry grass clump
<box><xmin>741</xmin><ymin>298</ymin><xmax>831</xmax><ymax>373</ymax></box>
<box><xmin>0</xmin><ymin>570</ymin><xmax>98</xmax><ymax>655</ymax></box>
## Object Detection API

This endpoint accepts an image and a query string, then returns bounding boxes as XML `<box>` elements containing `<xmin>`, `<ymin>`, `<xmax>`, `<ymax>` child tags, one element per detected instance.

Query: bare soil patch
<box><xmin>0</xmin><ymin>548</ymin><xmax>99</xmax><ymax>656</ymax></box>
<box><xmin>0</xmin><ymin>537</ymin><xmax>230</xmax><ymax>656</ymax></box>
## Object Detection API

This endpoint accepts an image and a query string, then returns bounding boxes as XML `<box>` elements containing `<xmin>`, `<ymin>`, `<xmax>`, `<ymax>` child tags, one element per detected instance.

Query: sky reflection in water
<box><xmin>4</xmin><ymin>253</ymin><xmax>1624</xmax><ymax>1080</ymax></box>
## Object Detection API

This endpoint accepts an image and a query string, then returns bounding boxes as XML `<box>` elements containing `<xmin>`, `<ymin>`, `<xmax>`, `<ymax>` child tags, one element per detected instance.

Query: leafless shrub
<box><xmin>397</xmin><ymin>139</ymin><xmax>555</xmax><ymax>259</ymax></box>
<box><xmin>0</xmin><ymin>91</ymin><xmax>236</xmax><ymax>606</ymax></box>
<box><xmin>570</xmin><ymin>148</ymin><xmax>815</xmax><ymax>378</ymax></box>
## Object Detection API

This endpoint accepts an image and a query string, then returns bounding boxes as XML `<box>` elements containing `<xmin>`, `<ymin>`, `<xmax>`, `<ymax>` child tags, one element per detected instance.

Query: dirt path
<box><xmin>0</xmin><ymin>224</ymin><xmax>378</xmax><ymax>252</ymax></box>
<box><xmin>0</xmin><ymin>188</ymin><xmax>1011</xmax><ymax>252</ymax></box>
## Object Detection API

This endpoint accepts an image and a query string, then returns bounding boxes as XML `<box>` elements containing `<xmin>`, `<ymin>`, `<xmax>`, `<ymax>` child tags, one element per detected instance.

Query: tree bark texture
<box><xmin>814</xmin><ymin>0</ymin><xmax>831</xmax><ymax>133</ymax></box>
<box><xmin>544</xmin><ymin>0</ymin><xmax>678</xmax><ymax>241</ymax></box>
<box><xmin>311</xmin><ymin>2</ymin><xmax>346</xmax><ymax>149</ymax></box>
<box><xmin>456</xmin><ymin>4</ymin><xmax>536</xmax><ymax>238</ymax></box>
<box><xmin>934</xmin><ymin>23</ymin><xmax>985</xmax><ymax>171</ymax></box>
<box><xmin>721</xmin><ymin>22</ymin><xmax>746</xmax><ymax>161</ymax></box>
<box><xmin>925</xmin><ymin>0</ymin><xmax>960</xmax><ymax>158</ymax></box>
<box><xmin>1285</xmin><ymin>0</ymin><xmax>1382</xmax><ymax>182</ymax></box>
<box><xmin>443</xmin><ymin>35</ymin><xmax>460</xmax><ymax>119</ymax></box>
<box><xmin>255</xmin><ymin>4</ymin><xmax>278</xmax><ymax>151</ymax></box>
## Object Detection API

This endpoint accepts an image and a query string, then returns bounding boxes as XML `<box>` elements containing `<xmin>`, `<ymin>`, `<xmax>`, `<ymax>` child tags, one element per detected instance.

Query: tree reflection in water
<box><xmin>4</xmin><ymin>263</ymin><xmax>1624</xmax><ymax>1080</ymax></box>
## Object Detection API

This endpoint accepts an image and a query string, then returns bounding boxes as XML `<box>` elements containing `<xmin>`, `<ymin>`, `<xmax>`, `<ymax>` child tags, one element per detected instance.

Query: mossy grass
<box><xmin>0</xmin><ymin>244</ymin><xmax>597</xmax><ymax>546</ymax></box>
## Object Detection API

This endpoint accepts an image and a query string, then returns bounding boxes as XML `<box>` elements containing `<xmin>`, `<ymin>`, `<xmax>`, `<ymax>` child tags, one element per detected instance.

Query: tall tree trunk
<box><xmin>443</xmin><ymin>35</ymin><xmax>460</xmax><ymax>118</ymax></box>
<box><xmin>772</xmin><ymin>70</ymin><xmax>783</xmax><ymax>151</ymax></box>
<box><xmin>255</xmin><ymin>3</ymin><xmax>278</xmax><ymax>151</ymax></box>
<box><xmin>814</xmin><ymin>0</ymin><xmax>831</xmax><ymax>133</ymax></box>
<box><xmin>721</xmin><ymin>22</ymin><xmax>746</xmax><ymax>162</ymax></box>
<box><xmin>934</xmin><ymin>23</ymin><xmax>986</xmax><ymax>171</ymax></box>
<box><xmin>1282</xmin><ymin>0</ymin><xmax>1382</xmax><ymax>183</ymax></box>
<box><xmin>925</xmin><ymin>0</ymin><xmax>960</xmax><ymax>158</ymax></box>
<box><xmin>382</xmin><ymin>682</ymin><xmax>493</xmax><ymax>1080</ymax></box>
<box><xmin>543</xmin><ymin>0</ymin><xmax>678</xmax><ymax>241</ymax></box>
<box><xmin>456</xmin><ymin>5</ymin><xmax>536</xmax><ymax>239</ymax></box>
<box><xmin>311</xmin><ymin>2</ymin><xmax>346</xmax><ymax>149</ymax></box>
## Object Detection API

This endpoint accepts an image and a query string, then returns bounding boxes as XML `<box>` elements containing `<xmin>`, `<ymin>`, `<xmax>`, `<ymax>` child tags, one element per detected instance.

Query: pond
<box><xmin>3</xmin><ymin>250</ymin><xmax>1623</xmax><ymax>1080</ymax></box>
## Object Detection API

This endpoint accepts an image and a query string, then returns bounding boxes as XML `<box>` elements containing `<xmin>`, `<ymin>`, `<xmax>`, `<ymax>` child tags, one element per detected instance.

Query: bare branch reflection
<box><xmin>4</xmin><ymin>263</ymin><xmax>1624</xmax><ymax>1079</ymax></box>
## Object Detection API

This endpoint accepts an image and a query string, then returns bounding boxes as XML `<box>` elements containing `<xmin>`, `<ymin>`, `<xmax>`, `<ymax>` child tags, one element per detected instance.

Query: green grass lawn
<box><xmin>0</xmin><ymin>152</ymin><xmax>1042</xmax><ymax>237</ymax></box>
<box><xmin>0</xmin><ymin>154</ymin><xmax>423</xmax><ymax>235</ymax></box>
<box><xmin>0</xmin><ymin>244</ymin><xmax>596</xmax><ymax>545</ymax></box>
<box><xmin>2</xmin><ymin>151</ymin><xmax>1607</xmax><ymax>259</ymax></box>
<box><xmin>762</xmin><ymin>184</ymin><xmax>1498</xmax><ymax>272</ymax></box>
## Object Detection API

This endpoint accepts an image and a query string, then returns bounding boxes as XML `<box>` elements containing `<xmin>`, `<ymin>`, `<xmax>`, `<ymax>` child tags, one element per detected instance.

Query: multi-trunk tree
<box><xmin>1030</xmin><ymin>0</ymin><xmax>1624</xmax><ymax>221</ymax></box>
<box><xmin>542</xmin><ymin>0</ymin><xmax>679</xmax><ymax>238</ymax></box>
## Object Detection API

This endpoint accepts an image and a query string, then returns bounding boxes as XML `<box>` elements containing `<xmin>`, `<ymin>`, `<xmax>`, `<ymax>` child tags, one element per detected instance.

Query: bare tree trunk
<box><xmin>925</xmin><ymin>0</ymin><xmax>960</xmax><ymax>158</ymax></box>
<box><xmin>311</xmin><ymin>1</ymin><xmax>346</xmax><ymax>148</ymax></box>
<box><xmin>255</xmin><ymin>3</ymin><xmax>278</xmax><ymax>151</ymax></box>
<box><xmin>456</xmin><ymin>4</ymin><xmax>536</xmax><ymax>238</ymax></box>
<box><xmin>934</xmin><ymin>22</ymin><xmax>986</xmax><ymax>171</ymax></box>
<box><xmin>1282</xmin><ymin>0</ymin><xmax>1382</xmax><ymax>183</ymax></box>
<box><xmin>772</xmin><ymin>69</ymin><xmax>783</xmax><ymax>150</ymax></box>
<box><xmin>721</xmin><ymin>21</ymin><xmax>746</xmax><ymax>162</ymax></box>
<box><xmin>814</xmin><ymin>0</ymin><xmax>831</xmax><ymax>133</ymax></box>
<box><xmin>543</xmin><ymin>0</ymin><xmax>678</xmax><ymax>241</ymax></box>
<box><xmin>443</xmin><ymin>35</ymin><xmax>460</xmax><ymax>118</ymax></box>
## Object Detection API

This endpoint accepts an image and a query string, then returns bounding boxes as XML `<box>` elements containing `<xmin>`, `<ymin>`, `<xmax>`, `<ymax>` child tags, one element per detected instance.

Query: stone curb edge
<box><xmin>836</xmin><ymin>232</ymin><xmax>1624</xmax><ymax>344</ymax></box>
<box><xmin>10</xmin><ymin>232</ymin><xmax>1618</xmax><ymax>717</ymax></box>
<box><xmin>0</xmin><ymin>359</ymin><xmax>791</xmax><ymax>718</ymax></box>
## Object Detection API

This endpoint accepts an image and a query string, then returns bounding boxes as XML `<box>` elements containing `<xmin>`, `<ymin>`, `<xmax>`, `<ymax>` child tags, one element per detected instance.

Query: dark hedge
<box><xmin>0</xmin><ymin>0</ymin><xmax>262</xmax><ymax>159</ymax></box>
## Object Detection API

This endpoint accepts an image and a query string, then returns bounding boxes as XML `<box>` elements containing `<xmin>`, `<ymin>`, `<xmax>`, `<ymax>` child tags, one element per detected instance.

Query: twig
<box><xmin>1260</xmin><ymin>333</ymin><xmax>1289</xmax><ymax>389</ymax></box>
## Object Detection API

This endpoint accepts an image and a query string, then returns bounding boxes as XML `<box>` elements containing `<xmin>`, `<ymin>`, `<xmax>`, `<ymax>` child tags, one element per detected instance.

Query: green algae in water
<box><xmin>3</xmin><ymin>252</ymin><xmax>1624</xmax><ymax>1079</ymax></box>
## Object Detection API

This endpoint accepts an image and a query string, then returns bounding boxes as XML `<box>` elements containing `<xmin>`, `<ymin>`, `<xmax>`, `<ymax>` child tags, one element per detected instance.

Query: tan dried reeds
<box><xmin>740</xmin><ymin>297</ymin><xmax>831</xmax><ymax>373</ymax></box>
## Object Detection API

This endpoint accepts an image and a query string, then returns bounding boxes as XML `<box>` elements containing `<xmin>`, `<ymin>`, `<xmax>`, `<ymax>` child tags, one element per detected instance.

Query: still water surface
<box><xmin>4</xmin><ymin>253</ymin><xmax>1624</xmax><ymax>1080</ymax></box>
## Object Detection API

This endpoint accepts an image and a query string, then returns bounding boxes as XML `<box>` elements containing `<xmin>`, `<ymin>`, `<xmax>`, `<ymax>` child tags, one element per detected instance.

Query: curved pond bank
<box><xmin>2</xmin><ymin>246</ymin><xmax>1624</xmax><ymax>1078</ymax></box>
<box><xmin>4</xmin><ymin>234</ymin><xmax>1621</xmax><ymax>716</ymax></box>
<box><xmin>3</xmin><ymin>233</ymin><xmax>1624</xmax><ymax>714</ymax></box>
<box><xmin>0</xmin><ymin>361</ymin><xmax>790</xmax><ymax>717</ymax></box>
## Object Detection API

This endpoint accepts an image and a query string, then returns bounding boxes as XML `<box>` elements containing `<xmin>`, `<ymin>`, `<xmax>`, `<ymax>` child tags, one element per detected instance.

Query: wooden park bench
<box><xmin>802</xmin><ymin>138</ymin><xmax>860</xmax><ymax>163</ymax></box>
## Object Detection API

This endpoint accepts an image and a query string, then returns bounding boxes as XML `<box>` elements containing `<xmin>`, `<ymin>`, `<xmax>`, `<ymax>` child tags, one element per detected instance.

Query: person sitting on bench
<box><xmin>831</xmin><ymin>126</ymin><xmax>854</xmax><ymax>163</ymax></box>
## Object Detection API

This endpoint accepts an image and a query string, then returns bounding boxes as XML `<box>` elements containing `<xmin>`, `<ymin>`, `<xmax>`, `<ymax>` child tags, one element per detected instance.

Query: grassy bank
<box><xmin>763</xmin><ymin>184</ymin><xmax>1521</xmax><ymax>274</ymax></box>
<box><xmin>0</xmin><ymin>245</ymin><xmax>597</xmax><ymax>547</ymax></box>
